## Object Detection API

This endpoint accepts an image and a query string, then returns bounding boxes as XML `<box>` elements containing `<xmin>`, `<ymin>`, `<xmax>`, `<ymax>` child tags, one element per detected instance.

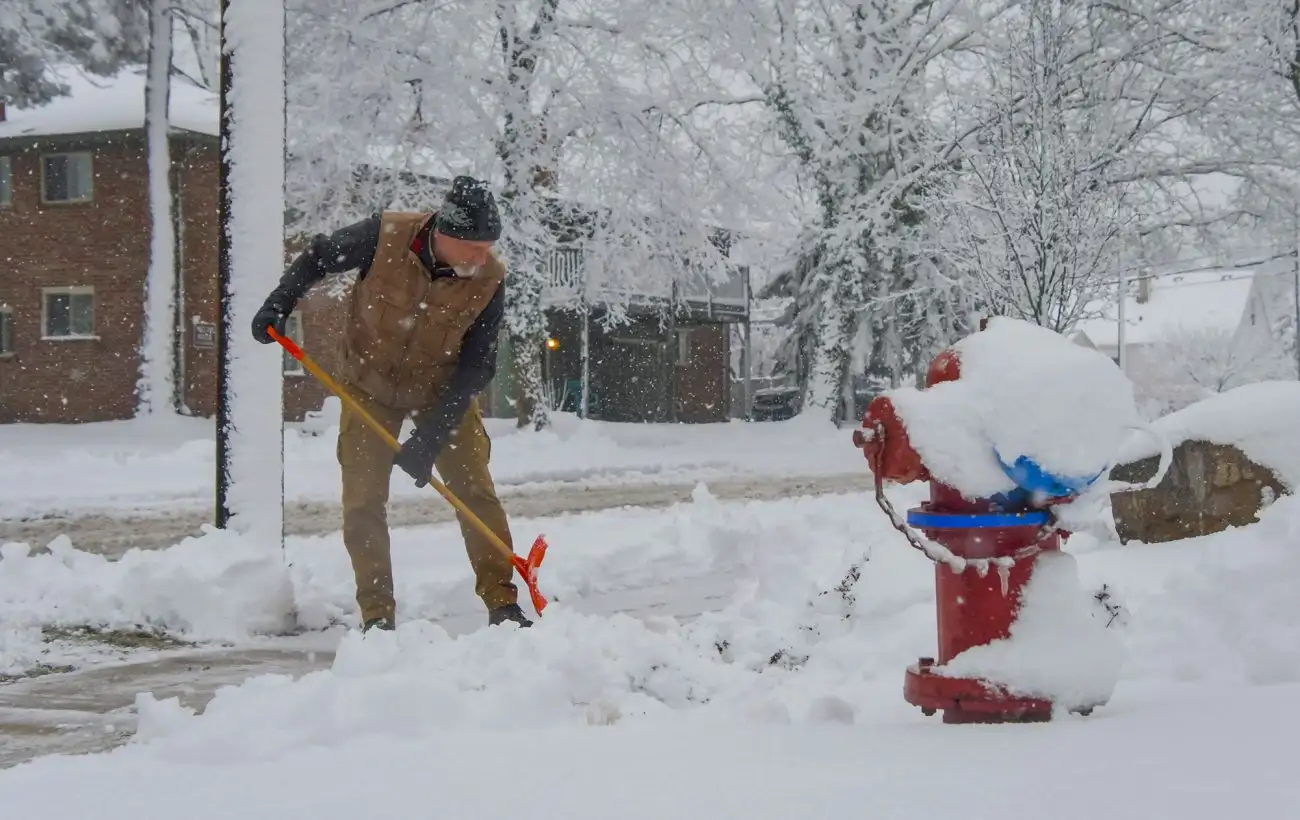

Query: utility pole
<box><xmin>1294</xmin><ymin>245</ymin><xmax>1300</xmax><ymax>380</ymax></box>
<box><xmin>215</xmin><ymin>0</ymin><xmax>287</xmax><ymax>548</ymax></box>
<box><xmin>1292</xmin><ymin>204</ymin><xmax>1300</xmax><ymax>380</ymax></box>
<box><xmin>1116</xmin><ymin>244</ymin><xmax>1127</xmax><ymax>373</ymax></box>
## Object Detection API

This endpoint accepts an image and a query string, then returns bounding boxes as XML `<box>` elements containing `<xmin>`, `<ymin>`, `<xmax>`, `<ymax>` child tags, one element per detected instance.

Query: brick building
<box><xmin>0</xmin><ymin>66</ymin><xmax>750</xmax><ymax>425</ymax></box>
<box><xmin>0</xmin><ymin>67</ymin><xmax>338</xmax><ymax>424</ymax></box>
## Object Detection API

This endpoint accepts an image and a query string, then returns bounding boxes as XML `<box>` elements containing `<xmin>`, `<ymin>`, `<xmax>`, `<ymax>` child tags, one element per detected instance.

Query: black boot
<box><xmin>488</xmin><ymin>604</ymin><xmax>533</xmax><ymax>628</ymax></box>
<box><xmin>362</xmin><ymin>617</ymin><xmax>395</xmax><ymax>633</ymax></box>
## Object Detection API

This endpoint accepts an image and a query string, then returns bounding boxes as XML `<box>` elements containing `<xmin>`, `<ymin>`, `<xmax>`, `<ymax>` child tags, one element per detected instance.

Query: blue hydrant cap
<box><xmin>995</xmin><ymin>451</ymin><xmax>1102</xmax><ymax>498</ymax></box>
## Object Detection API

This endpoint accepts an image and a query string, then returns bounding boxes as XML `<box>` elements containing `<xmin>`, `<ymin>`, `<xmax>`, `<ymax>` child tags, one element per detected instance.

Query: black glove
<box><xmin>392</xmin><ymin>428</ymin><xmax>445</xmax><ymax>487</ymax></box>
<box><xmin>251</xmin><ymin>291</ymin><xmax>296</xmax><ymax>344</ymax></box>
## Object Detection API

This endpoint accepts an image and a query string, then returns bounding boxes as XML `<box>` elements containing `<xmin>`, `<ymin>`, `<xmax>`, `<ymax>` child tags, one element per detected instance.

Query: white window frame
<box><xmin>0</xmin><ymin>305</ymin><xmax>13</xmax><ymax>357</ymax></box>
<box><xmin>41</xmin><ymin>286</ymin><xmax>97</xmax><ymax>340</ymax></box>
<box><xmin>676</xmin><ymin>328</ymin><xmax>692</xmax><ymax>366</ymax></box>
<box><xmin>0</xmin><ymin>156</ymin><xmax>11</xmax><ymax>207</ymax></box>
<box><xmin>40</xmin><ymin>151</ymin><xmax>94</xmax><ymax>204</ymax></box>
<box><xmin>283</xmin><ymin>311</ymin><xmax>304</xmax><ymax>376</ymax></box>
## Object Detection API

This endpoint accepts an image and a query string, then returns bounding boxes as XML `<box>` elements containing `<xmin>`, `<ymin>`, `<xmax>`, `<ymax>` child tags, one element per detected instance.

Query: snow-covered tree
<box><xmin>920</xmin><ymin>0</ymin><xmax>1248</xmax><ymax>333</ymax></box>
<box><xmin>136</xmin><ymin>0</ymin><xmax>176</xmax><ymax>416</ymax></box>
<box><xmin>1139</xmin><ymin>325</ymin><xmax>1290</xmax><ymax>414</ymax></box>
<box><xmin>171</xmin><ymin>0</ymin><xmax>220</xmax><ymax>89</ymax></box>
<box><xmin>283</xmin><ymin>0</ymin><xmax>755</xmax><ymax>429</ymax></box>
<box><xmin>706</xmin><ymin>0</ymin><xmax>986</xmax><ymax>421</ymax></box>
<box><xmin>922</xmin><ymin>0</ymin><xmax>1128</xmax><ymax>330</ymax></box>
<box><xmin>0</xmin><ymin>0</ymin><xmax>148</xmax><ymax>106</ymax></box>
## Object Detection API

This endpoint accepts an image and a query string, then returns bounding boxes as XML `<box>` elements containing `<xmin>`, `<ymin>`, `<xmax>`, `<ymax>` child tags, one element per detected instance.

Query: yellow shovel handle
<box><xmin>267</xmin><ymin>326</ymin><xmax>516</xmax><ymax>565</ymax></box>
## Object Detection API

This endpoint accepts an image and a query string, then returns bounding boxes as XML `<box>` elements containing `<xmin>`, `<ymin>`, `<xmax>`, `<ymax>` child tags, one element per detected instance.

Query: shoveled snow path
<box><xmin>0</xmin><ymin>558</ymin><xmax>747</xmax><ymax>768</ymax></box>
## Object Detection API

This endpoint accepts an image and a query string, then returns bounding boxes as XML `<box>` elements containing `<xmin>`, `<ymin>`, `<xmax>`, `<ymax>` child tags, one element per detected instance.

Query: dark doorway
<box><xmin>596</xmin><ymin>337</ymin><xmax>669</xmax><ymax>422</ymax></box>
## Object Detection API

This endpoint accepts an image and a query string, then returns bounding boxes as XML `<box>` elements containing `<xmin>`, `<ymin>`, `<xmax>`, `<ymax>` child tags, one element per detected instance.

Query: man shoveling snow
<box><xmin>250</xmin><ymin>176</ymin><xmax>533</xmax><ymax>632</ymax></box>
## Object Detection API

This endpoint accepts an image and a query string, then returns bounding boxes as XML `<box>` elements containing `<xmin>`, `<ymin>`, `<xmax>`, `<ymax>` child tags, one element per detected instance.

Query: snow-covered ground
<box><xmin>3</xmin><ymin>354</ymin><xmax>1299</xmax><ymax>813</ymax></box>
<box><xmin>0</xmin><ymin>410</ymin><xmax>863</xmax><ymax>519</ymax></box>
<box><xmin>0</xmin><ymin>480</ymin><xmax>1297</xmax><ymax>813</ymax></box>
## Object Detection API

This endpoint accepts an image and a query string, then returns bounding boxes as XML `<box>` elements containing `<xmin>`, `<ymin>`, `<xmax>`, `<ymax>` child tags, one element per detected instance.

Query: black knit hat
<box><xmin>435</xmin><ymin>175</ymin><xmax>502</xmax><ymax>242</ymax></box>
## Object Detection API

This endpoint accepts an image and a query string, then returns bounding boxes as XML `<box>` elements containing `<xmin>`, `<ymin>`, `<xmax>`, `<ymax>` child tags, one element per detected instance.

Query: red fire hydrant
<box><xmin>852</xmin><ymin>347</ymin><xmax>1092</xmax><ymax>724</ymax></box>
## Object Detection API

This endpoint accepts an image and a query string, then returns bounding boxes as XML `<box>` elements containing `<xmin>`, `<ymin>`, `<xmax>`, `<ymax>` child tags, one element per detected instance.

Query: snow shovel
<box><xmin>267</xmin><ymin>326</ymin><xmax>549</xmax><ymax>616</ymax></box>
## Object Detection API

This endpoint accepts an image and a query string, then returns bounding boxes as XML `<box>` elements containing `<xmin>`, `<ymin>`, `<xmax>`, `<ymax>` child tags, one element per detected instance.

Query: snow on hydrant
<box><xmin>852</xmin><ymin>317</ymin><xmax>1171</xmax><ymax>724</ymax></box>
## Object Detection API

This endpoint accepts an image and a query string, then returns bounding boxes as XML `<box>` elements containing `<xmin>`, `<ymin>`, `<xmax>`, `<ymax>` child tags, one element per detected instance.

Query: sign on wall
<box><xmin>193</xmin><ymin>321</ymin><xmax>217</xmax><ymax>349</ymax></box>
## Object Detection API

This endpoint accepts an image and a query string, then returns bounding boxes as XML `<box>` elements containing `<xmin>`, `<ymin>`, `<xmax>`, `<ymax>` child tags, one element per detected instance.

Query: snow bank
<box><xmin>1115</xmin><ymin>381</ymin><xmax>1300</xmax><ymax>489</ymax></box>
<box><xmin>0</xmin><ymin>489</ymin><xmax>914</xmax><ymax>657</ymax></box>
<box><xmin>3</xmin><ymin>477</ymin><xmax>1300</xmax><ymax>820</ymax></box>
<box><xmin>65</xmin><ymin>491</ymin><xmax>1300</xmax><ymax>768</ymax></box>
<box><xmin>888</xmin><ymin>318</ymin><xmax>1150</xmax><ymax>498</ymax></box>
<box><xmin>0</xmin><ymin>529</ymin><xmax>296</xmax><ymax>645</ymax></box>
<box><xmin>938</xmin><ymin>551</ymin><xmax>1125</xmax><ymax>709</ymax></box>
<box><xmin>1111</xmin><ymin>493</ymin><xmax>1300</xmax><ymax>686</ymax></box>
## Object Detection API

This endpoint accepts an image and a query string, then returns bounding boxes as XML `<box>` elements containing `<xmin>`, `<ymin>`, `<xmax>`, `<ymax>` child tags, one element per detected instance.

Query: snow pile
<box><xmin>888</xmin><ymin>317</ymin><xmax>1152</xmax><ymax>498</ymax></box>
<box><xmin>0</xmin><ymin>529</ymin><xmax>296</xmax><ymax>645</ymax></box>
<box><xmin>1115</xmin><ymin>380</ymin><xmax>1300</xmax><ymax>489</ymax></box>
<box><xmin>108</xmin><ymin>488</ymin><xmax>1300</xmax><ymax>760</ymax></box>
<box><xmin>0</xmin><ymin>489</ymin><xmax>912</xmax><ymax>665</ymax></box>
<box><xmin>1115</xmin><ymin>494</ymin><xmax>1300</xmax><ymax>686</ymax></box>
<box><xmin>130</xmin><ymin>611</ymin><xmax>761</xmax><ymax>758</ymax></box>
<box><xmin>6</xmin><ymin>474</ymin><xmax>1300</xmax><ymax>740</ymax></box>
<box><xmin>938</xmin><ymin>551</ymin><xmax>1125</xmax><ymax>709</ymax></box>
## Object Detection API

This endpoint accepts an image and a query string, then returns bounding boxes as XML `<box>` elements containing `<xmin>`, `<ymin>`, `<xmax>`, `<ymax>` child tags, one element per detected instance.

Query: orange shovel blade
<box><xmin>512</xmin><ymin>534</ymin><xmax>549</xmax><ymax>615</ymax></box>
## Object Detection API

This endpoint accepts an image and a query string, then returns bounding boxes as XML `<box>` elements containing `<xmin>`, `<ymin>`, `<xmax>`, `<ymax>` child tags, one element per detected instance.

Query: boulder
<box><xmin>1109</xmin><ymin>440</ymin><xmax>1287</xmax><ymax>544</ymax></box>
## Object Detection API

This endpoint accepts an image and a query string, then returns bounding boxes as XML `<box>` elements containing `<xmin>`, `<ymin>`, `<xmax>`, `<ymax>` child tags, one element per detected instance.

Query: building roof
<box><xmin>1073</xmin><ymin>269</ymin><xmax>1256</xmax><ymax>350</ymax></box>
<box><xmin>0</xmin><ymin>65</ymin><xmax>218</xmax><ymax>141</ymax></box>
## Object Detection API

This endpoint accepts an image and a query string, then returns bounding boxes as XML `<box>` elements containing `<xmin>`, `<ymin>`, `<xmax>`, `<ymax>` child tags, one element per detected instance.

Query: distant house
<box><xmin>0</xmin><ymin>66</ymin><xmax>337</xmax><ymax>424</ymax></box>
<box><xmin>514</xmin><ymin>242</ymin><xmax>751</xmax><ymax>424</ymax></box>
<box><xmin>1071</xmin><ymin>269</ymin><xmax>1258</xmax><ymax>364</ymax></box>
<box><xmin>1231</xmin><ymin>257</ymin><xmax>1300</xmax><ymax>379</ymax></box>
<box><xmin>1071</xmin><ymin>264</ymin><xmax>1298</xmax><ymax>411</ymax></box>
<box><xmin>0</xmin><ymin>65</ymin><xmax>749</xmax><ymax>425</ymax></box>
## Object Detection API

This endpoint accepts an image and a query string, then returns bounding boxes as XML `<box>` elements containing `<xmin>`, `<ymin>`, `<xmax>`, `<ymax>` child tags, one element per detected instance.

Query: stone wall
<box><xmin>1109</xmin><ymin>440</ymin><xmax>1288</xmax><ymax>544</ymax></box>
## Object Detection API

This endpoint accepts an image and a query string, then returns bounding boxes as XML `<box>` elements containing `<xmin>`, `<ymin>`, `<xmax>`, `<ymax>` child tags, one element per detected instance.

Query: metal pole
<box><xmin>1293</xmin><ymin>244</ymin><xmax>1299</xmax><ymax>380</ymax></box>
<box><xmin>580</xmin><ymin>303</ymin><xmax>590</xmax><ymax>418</ymax></box>
<box><xmin>742</xmin><ymin>265</ymin><xmax>753</xmax><ymax>420</ymax></box>
<box><xmin>215</xmin><ymin>0</ymin><xmax>234</xmax><ymax>527</ymax></box>
<box><xmin>1116</xmin><ymin>245</ymin><xmax>1127</xmax><ymax>373</ymax></box>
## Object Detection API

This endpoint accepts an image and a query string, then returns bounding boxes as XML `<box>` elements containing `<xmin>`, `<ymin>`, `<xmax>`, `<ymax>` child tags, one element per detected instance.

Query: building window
<box><xmin>41</xmin><ymin>152</ymin><xmax>94</xmax><ymax>203</ymax></box>
<box><xmin>283</xmin><ymin>311</ymin><xmax>304</xmax><ymax>375</ymax></box>
<box><xmin>42</xmin><ymin>287</ymin><xmax>95</xmax><ymax>339</ymax></box>
<box><xmin>0</xmin><ymin>157</ymin><xmax>11</xmax><ymax>206</ymax></box>
<box><xmin>676</xmin><ymin>329</ymin><xmax>692</xmax><ymax>365</ymax></box>
<box><xmin>0</xmin><ymin>307</ymin><xmax>13</xmax><ymax>356</ymax></box>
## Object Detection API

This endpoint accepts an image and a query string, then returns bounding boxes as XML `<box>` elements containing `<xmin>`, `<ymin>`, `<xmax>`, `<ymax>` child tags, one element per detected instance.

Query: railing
<box><xmin>540</xmin><ymin>247</ymin><xmax>749</xmax><ymax>316</ymax></box>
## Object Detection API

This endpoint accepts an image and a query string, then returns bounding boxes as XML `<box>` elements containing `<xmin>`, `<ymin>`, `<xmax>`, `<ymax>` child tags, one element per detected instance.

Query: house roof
<box><xmin>0</xmin><ymin>65</ymin><xmax>218</xmax><ymax>141</ymax></box>
<box><xmin>1072</xmin><ymin>269</ymin><xmax>1256</xmax><ymax>349</ymax></box>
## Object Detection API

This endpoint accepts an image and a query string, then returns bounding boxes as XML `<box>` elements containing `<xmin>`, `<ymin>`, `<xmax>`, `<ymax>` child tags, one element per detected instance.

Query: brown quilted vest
<box><xmin>338</xmin><ymin>210</ymin><xmax>506</xmax><ymax>410</ymax></box>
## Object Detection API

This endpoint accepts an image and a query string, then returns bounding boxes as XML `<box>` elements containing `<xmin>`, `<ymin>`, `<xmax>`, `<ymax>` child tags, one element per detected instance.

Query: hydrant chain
<box><xmin>867</xmin><ymin>422</ymin><xmax>1053</xmax><ymax>580</ymax></box>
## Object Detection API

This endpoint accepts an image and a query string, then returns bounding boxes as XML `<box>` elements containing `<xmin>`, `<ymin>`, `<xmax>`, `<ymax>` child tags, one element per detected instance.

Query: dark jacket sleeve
<box><xmin>413</xmin><ymin>284</ymin><xmax>505</xmax><ymax>444</ymax></box>
<box><xmin>272</xmin><ymin>214</ymin><xmax>382</xmax><ymax>303</ymax></box>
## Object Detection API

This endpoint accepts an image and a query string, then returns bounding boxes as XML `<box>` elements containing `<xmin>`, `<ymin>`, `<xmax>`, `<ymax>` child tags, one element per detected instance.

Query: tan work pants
<box><xmin>337</xmin><ymin>391</ymin><xmax>518</xmax><ymax>624</ymax></box>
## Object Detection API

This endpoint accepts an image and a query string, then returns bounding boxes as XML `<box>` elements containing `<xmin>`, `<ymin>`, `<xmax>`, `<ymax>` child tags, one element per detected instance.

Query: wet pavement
<box><xmin>0</xmin><ymin>647</ymin><xmax>335</xmax><ymax>768</ymax></box>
